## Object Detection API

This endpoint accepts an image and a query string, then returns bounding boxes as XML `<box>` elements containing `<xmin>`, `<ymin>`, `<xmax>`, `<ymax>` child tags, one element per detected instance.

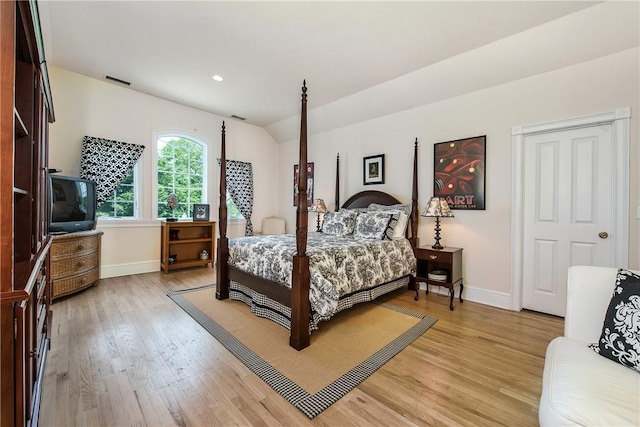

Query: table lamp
<box><xmin>422</xmin><ymin>196</ymin><xmax>454</xmax><ymax>249</ymax></box>
<box><xmin>310</xmin><ymin>199</ymin><xmax>328</xmax><ymax>232</ymax></box>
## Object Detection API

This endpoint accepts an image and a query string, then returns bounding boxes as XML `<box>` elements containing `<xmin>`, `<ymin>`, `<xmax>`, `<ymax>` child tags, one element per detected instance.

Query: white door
<box><xmin>522</xmin><ymin>125</ymin><xmax>614</xmax><ymax>316</ymax></box>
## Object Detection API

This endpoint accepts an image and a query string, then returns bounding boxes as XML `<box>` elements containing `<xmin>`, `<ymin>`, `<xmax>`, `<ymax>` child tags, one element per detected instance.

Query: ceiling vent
<box><xmin>231</xmin><ymin>114</ymin><xmax>246</xmax><ymax>121</ymax></box>
<box><xmin>104</xmin><ymin>75</ymin><xmax>131</xmax><ymax>86</ymax></box>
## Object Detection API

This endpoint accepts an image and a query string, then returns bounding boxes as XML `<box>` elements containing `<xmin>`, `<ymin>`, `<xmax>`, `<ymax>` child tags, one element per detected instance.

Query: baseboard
<box><xmin>101</xmin><ymin>261</ymin><xmax>159</xmax><ymax>278</ymax></box>
<box><xmin>98</xmin><ymin>265</ymin><xmax>513</xmax><ymax>310</ymax></box>
<box><xmin>416</xmin><ymin>281</ymin><xmax>512</xmax><ymax>310</ymax></box>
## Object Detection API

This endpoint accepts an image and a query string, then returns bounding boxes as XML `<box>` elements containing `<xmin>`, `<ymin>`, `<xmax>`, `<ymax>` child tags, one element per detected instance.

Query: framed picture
<box><xmin>434</xmin><ymin>135</ymin><xmax>486</xmax><ymax>210</ymax></box>
<box><xmin>193</xmin><ymin>203</ymin><xmax>210</xmax><ymax>221</ymax></box>
<box><xmin>293</xmin><ymin>162</ymin><xmax>314</xmax><ymax>207</ymax></box>
<box><xmin>363</xmin><ymin>154</ymin><xmax>385</xmax><ymax>185</ymax></box>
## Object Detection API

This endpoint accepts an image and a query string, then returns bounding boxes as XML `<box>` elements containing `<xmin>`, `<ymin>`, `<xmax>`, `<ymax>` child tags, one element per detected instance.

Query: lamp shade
<box><xmin>310</xmin><ymin>198</ymin><xmax>328</xmax><ymax>213</ymax></box>
<box><xmin>422</xmin><ymin>197</ymin><xmax>454</xmax><ymax>218</ymax></box>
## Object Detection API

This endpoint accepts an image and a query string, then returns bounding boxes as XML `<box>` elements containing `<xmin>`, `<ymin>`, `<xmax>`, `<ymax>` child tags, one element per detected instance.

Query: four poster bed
<box><xmin>216</xmin><ymin>82</ymin><xmax>420</xmax><ymax>350</ymax></box>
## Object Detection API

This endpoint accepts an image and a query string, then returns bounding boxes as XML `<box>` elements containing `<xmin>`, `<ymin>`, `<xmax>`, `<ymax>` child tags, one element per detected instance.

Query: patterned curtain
<box><xmin>80</xmin><ymin>136</ymin><xmax>145</xmax><ymax>208</ymax></box>
<box><xmin>218</xmin><ymin>159</ymin><xmax>254</xmax><ymax>236</ymax></box>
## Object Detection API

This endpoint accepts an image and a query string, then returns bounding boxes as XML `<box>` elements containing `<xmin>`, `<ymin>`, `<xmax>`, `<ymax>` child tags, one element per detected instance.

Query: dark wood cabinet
<box><xmin>1</xmin><ymin>1</ymin><xmax>55</xmax><ymax>426</ymax></box>
<box><xmin>415</xmin><ymin>246</ymin><xmax>463</xmax><ymax>310</ymax></box>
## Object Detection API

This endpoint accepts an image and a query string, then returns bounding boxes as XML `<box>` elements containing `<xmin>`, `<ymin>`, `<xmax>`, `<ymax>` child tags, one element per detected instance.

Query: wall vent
<box><xmin>231</xmin><ymin>114</ymin><xmax>246</xmax><ymax>121</ymax></box>
<box><xmin>104</xmin><ymin>75</ymin><xmax>131</xmax><ymax>86</ymax></box>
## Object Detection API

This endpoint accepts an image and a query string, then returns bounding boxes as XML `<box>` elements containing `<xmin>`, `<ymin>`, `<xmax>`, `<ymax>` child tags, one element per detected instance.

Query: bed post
<box><xmin>216</xmin><ymin>121</ymin><xmax>230</xmax><ymax>300</ymax></box>
<box><xmin>334</xmin><ymin>153</ymin><xmax>340</xmax><ymax>211</ymax></box>
<box><xmin>409</xmin><ymin>138</ymin><xmax>419</xmax><ymax>296</ymax></box>
<box><xmin>410</xmin><ymin>138</ymin><xmax>419</xmax><ymax>251</ymax></box>
<box><xmin>290</xmin><ymin>81</ymin><xmax>311</xmax><ymax>350</ymax></box>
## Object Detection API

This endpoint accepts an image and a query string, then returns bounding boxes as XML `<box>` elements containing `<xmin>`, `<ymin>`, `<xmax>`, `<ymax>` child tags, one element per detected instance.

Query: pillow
<box><xmin>353</xmin><ymin>211</ymin><xmax>393</xmax><ymax>240</ymax></box>
<box><xmin>382</xmin><ymin>211</ymin><xmax>401</xmax><ymax>240</ymax></box>
<box><xmin>392</xmin><ymin>211</ymin><xmax>409</xmax><ymax>239</ymax></box>
<box><xmin>383</xmin><ymin>210</ymin><xmax>409</xmax><ymax>240</ymax></box>
<box><xmin>371</xmin><ymin>209</ymin><xmax>401</xmax><ymax>240</ymax></box>
<box><xmin>321</xmin><ymin>209</ymin><xmax>358</xmax><ymax>236</ymax></box>
<box><xmin>368</xmin><ymin>205</ymin><xmax>410</xmax><ymax>239</ymax></box>
<box><xmin>368</xmin><ymin>203</ymin><xmax>412</xmax><ymax>217</ymax></box>
<box><xmin>589</xmin><ymin>268</ymin><xmax>640</xmax><ymax>372</ymax></box>
<box><xmin>348</xmin><ymin>207</ymin><xmax>370</xmax><ymax>213</ymax></box>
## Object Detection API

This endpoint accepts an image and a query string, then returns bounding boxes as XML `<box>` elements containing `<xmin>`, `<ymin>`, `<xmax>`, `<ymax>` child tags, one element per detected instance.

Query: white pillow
<box><xmin>391</xmin><ymin>211</ymin><xmax>409</xmax><ymax>239</ymax></box>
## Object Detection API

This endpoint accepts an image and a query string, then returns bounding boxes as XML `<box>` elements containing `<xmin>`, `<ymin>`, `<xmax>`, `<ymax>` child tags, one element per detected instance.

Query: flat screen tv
<box><xmin>49</xmin><ymin>175</ymin><xmax>97</xmax><ymax>234</ymax></box>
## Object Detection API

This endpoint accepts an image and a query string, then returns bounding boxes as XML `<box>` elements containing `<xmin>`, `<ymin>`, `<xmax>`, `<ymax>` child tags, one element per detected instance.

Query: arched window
<box><xmin>156</xmin><ymin>135</ymin><xmax>207</xmax><ymax>219</ymax></box>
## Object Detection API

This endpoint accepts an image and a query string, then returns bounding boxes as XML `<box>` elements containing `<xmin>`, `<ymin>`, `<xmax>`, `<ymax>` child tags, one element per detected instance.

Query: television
<box><xmin>49</xmin><ymin>174</ymin><xmax>97</xmax><ymax>234</ymax></box>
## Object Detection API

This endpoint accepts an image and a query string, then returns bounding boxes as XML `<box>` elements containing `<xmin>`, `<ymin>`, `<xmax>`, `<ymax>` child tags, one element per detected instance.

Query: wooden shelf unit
<box><xmin>161</xmin><ymin>221</ymin><xmax>215</xmax><ymax>273</ymax></box>
<box><xmin>1</xmin><ymin>1</ymin><xmax>56</xmax><ymax>426</ymax></box>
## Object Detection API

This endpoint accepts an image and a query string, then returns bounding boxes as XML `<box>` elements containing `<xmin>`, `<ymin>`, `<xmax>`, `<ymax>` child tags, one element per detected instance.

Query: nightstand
<box><xmin>415</xmin><ymin>246</ymin><xmax>463</xmax><ymax>310</ymax></box>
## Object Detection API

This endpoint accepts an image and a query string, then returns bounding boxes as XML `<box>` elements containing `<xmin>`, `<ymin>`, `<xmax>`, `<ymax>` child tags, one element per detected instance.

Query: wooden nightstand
<box><xmin>415</xmin><ymin>246</ymin><xmax>463</xmax><ymax>310</ymax></box>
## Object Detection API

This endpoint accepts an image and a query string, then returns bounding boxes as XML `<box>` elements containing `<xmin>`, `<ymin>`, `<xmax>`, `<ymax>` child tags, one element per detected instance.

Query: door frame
<box><xmin>510</xmin><ymin>108</ymin><xmax>630</xmax><ymax>311</ymax></box>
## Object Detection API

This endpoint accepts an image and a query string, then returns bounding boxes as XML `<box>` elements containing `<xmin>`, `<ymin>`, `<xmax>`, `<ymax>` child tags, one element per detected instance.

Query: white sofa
<box><xmin>539</xmin><ymin>266</ymin><xmax>640</xmax><ymax>426</ymax></box>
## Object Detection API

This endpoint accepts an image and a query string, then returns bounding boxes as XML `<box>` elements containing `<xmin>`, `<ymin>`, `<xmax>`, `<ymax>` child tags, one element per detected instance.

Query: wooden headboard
<box><xmin>341</xmin><ymin>190</ymin><xmax>402</xmax><ymax>209</ymax></box>
<box><xmin>337</xmin><ymin>139</ymin><xmax>419</xmax><ymax>250</ymax></box>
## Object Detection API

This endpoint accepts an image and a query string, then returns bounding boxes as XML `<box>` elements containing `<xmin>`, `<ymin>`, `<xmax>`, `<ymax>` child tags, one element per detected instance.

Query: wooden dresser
<box><xmin>51</xmin><ymin>230</ymin><xmax>103</xmax><ymax>300</ymax></box>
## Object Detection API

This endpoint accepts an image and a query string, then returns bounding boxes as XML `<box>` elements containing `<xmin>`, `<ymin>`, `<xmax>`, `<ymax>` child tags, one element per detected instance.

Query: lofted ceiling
<box><xmin>39</xmin><ymin>1</ymin><xmax>636</xmax><ymax>142</ymax></box>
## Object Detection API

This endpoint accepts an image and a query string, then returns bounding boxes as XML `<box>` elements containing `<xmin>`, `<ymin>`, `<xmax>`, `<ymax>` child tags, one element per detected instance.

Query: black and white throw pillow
<box><xmin>353</xmin><ymin>211</ymin><xmax>393</xmax><ymax>240</ymax></box>
<box><xmin>321</xmin><ymin>210</ymin><xmax>358</xmax><ymax>236</ymax></box>
<box><xmin>590</xmin><ymin>268</ymin><xmax>640</xmax><ymax>372</ymax></box>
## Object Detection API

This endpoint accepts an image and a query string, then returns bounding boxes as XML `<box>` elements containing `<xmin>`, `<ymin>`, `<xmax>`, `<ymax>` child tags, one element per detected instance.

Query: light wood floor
<box><xmin>40</xmin><ymin>268</ymin><xmax>562</xmax><ymax>426</ymax></box>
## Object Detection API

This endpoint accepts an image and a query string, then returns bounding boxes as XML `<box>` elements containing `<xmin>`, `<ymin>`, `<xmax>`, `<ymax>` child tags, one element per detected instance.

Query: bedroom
<box><xmin>42</xmin><ymin>1</ymin><xmax>640</xmax><ymax>307</ymax></box>
<box><xmin>2</xmin><ymin>0</ymin><xmax>639</xmax><ymax>425</ymax></box>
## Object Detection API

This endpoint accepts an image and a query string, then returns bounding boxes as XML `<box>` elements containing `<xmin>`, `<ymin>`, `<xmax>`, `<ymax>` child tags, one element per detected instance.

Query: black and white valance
<box><xmin>80</xmin><ymin>135</ymin><xmax>145</xmax><ymax>207</ymax></box>
<box><xmin>218</xmin><ymin>159</ymin><xmax>254</xmax><ymax>236</ymax></box>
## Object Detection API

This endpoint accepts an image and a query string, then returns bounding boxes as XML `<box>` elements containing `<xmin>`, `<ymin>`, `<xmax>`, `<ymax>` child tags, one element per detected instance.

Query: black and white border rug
<box><xmin>168</xmin><ymin>286</ymin><xmax>437</xmax><ymax>419</ymax></box>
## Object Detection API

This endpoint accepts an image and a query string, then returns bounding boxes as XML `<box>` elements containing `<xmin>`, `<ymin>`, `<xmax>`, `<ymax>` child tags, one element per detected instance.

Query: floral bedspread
<box><xmin>228</xmin><ymin>232</ymin><xmax>416</xmax><ymax>318</ymax></box>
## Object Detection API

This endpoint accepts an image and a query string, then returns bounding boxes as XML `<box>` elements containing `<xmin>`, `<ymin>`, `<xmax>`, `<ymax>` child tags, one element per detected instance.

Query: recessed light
<box><xmin>212</xmin><ymin>75</ymin><xmax>223</xmax><ymax>82</ymax></box>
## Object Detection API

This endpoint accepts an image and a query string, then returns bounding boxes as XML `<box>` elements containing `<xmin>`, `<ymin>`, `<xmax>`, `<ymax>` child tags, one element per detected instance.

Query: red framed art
<box><xmin>434</xmin><ymin>135</ymin><xmax>486</xmax><ymax>210</ymax></box>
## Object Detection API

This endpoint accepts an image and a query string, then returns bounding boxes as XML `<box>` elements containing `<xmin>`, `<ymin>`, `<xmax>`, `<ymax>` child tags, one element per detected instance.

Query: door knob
<box><xmin>598</xmin><ymin>231</ymin><xmax>609</xmax><ymax>239</ymax></box>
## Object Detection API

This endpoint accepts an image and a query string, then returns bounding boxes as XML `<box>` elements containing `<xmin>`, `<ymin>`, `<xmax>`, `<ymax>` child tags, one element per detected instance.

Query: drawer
<box><xmin>417</xmin><ymin>248</ymin><xmax>452</xmax><ymax>264</ymax></box>
<box><xmin>52</xmin><ymin>267</ymin><xmax>99</xmax><ymax>299</ymax></box>
<box><xmin>51</xmin><ymin>251</ymin><xmax>99</xmax><ymax>279</ymax></box>
<box><xmin>51</xmin><ymin>235</ymin><xmax>100</xmax><ymax>260</ymax></box>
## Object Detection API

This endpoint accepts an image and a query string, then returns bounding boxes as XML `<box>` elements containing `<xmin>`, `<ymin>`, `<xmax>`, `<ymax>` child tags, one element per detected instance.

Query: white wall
<box><xmin>47</xmin><ymin>49</ymin><xmax>639</xmax><ymax>303</ymax></box>
<box><xmin>278</xmin><ymin>48</ymin><xmax>640</xmax><ymax>309</ymax></box>
<box><xmin>48</xmin><ymin>67</ymin><xmax>279</xmax><ymax>277</ymax></box>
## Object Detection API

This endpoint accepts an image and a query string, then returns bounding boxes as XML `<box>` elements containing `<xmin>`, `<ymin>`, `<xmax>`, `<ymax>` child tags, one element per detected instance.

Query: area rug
<box><xmin>167</xmin><ymin>285</ymin><xmax>437</xmax><ymax>418</ymax></box>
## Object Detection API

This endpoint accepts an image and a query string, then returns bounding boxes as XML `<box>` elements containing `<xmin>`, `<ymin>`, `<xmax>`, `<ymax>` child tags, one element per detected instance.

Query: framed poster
<box><xmin>193</xmin><ymin>204</ymin><xmax>210</xmax><ymax>221</ymax></box>
<box><xmin>363</xmin><ymin>154</ymin><xmax>384</xmax><ymax>185</ymax></box>
<box><xmin>293</xmin><ymin>162</ymin><xmax>314</xmax><ymax>207</ymax></box>
<box><xmin>434</xmin><ymin>135</ymin><xmax>486</xmax><ymax>210</ymax></box>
